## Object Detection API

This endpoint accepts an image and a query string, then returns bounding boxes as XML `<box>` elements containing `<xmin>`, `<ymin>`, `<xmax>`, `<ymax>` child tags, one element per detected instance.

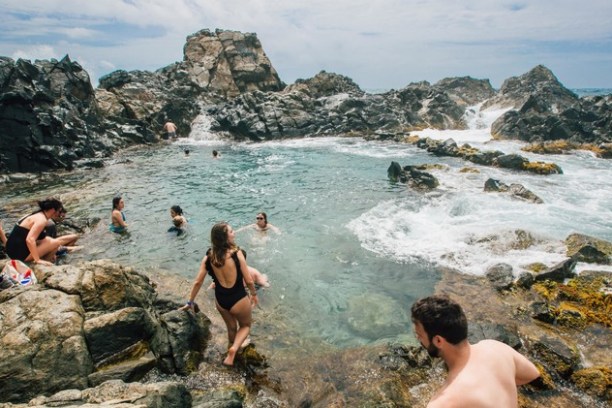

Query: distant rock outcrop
<box><xmin>1</xmin><ymin>28</ymin><xmax>611</xmax><ymax>174</ymax></box>
<box><xmin>489</xmin><ymin>65</ymin><xmax>611</xmax><ymax>145</ymax></box>
<box><xmin>0</xmin><ymin>56</ymin><xmax>156</xmax><ymax>173</ymax></box>
<box><xmin>183</xmin><ymin>29</ymin><xmax>284</xmax><ymax>96</ymax></box>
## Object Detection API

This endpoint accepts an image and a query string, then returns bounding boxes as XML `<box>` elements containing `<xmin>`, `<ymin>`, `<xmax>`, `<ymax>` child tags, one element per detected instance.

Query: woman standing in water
<box><xmin>5</xmin><ymin>198</ymin><xmax>76</xmax><ymax>265</ymax></box>
<box><xmin>109</xmin><ymin>196</ymin><xmax>128</xmax><ymax>233</ymax></box>
<box><xmin>182</xmin><ymin>222</ymin><xmax>258</xmax><ymax>366</ymax></box>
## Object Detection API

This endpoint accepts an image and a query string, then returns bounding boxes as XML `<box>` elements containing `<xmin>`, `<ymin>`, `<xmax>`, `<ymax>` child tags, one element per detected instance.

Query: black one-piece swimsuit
<box><xmin>205</xmin><ymin>251</ymin><xmax>248</xmax><ymax>310</ymax></box>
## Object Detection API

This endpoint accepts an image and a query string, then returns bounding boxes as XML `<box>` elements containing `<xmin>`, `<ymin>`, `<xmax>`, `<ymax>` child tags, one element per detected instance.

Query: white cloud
<box><xmin>59</xmin><ymin>27</ymin><xmax>99</xmax><ymax>39</ymax></box>
<box><xmin>0</xmin><ymin>0</ymin><xmax>611</xmax><ymax>89</ymax></box>
<box><xmin>11</xmin><ymin>45</ymin><xmax>58</xmax><ymax>61</ymax></box>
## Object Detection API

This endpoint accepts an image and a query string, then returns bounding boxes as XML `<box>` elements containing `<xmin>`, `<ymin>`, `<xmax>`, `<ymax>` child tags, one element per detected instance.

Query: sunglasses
<box><xmin>256</xmin><ymin>217</ymin><xmax>264</xmax><ymax>220</ymax></box>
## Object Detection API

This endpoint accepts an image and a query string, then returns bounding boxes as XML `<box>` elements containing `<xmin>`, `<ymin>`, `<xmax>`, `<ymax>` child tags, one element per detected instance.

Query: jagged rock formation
<box><xmin>183</xmin><ymin>29</ymin><xmax>284</xmax><ymax>96</ymax></box>
<box><xmin>95</xmin><ymin>29</ymin><xmax>285</xmax><ymax>144</ymax></box>
<box><xmin>0</xmin><ymin>56</ymin><xmax>157</xmax><ymax>173</ymax></box>
<box><xmin>489</xmin><ymin>65</ymin><xmax>612</xmax><ymax>144</ymax></box>
<box><xmin>1</xmin><ymin>29</ymin><xmax>611</xmax><ymax>174</ymax></box>
<box><xmin>209</xmin><ymin>74</ymin><xmax>497</xmax><ymax>141</ymax></box>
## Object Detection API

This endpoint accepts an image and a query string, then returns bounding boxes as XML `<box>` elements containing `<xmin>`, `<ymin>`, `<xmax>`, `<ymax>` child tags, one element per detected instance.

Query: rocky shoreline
<box><xmin>1</xmin><ymin>29</ymin><xmax>610</xmax><ymax>176</ymax></box>
<box><xmin>1</xmin><ymin>26</ymin><xmax>611</xmax><ymax>407</ymax></box>
<box><xmin>0</xmin><ymin>231</ymin><xmax>610</xmax><ymax>407</ymax></box>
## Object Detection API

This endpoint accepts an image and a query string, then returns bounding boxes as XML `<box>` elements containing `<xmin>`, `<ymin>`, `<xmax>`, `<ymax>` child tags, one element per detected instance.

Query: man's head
<box><xmin>52</xmin><ymin>207</ymin><xmax>67</xmax><ymax>222</ymax></box>
<box><xmin>411</xmin><ymin>295</ymin><xmax>468</xmax><ymax>357</ymax></box>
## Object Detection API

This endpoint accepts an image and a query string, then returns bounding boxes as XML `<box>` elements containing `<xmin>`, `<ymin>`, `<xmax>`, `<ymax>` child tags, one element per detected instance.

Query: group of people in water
<box><xmin>1</xmin><ymin>193</ymin><xmax>541</xmax><ymax>403</ymax></box>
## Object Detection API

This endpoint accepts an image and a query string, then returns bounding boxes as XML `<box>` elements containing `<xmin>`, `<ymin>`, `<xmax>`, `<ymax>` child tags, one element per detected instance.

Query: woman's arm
<box><xmin>235</xmin><ymin>224</ymin><xmax>253</xmax><ymax>233</ymax></box>
<box><xmin>181</xmin><ymin>256</ymin><xmax>209</xmax><ymax>311</ymax></box>
<box><xmin>25</xmin><ymin>215</ymin><xmax>48</xmax><ymax>264</ymax></box>
<box><xmin>0</xmin><ymin>222</ymin><xmax>7</xmax><ymax>246</ymax></box>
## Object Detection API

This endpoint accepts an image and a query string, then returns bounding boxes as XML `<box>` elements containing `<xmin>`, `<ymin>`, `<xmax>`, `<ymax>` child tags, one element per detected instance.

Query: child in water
<box><xmin>168</xmin><ymin>205</ymin><xmax>187</xmax><ymax>235</ymax></box>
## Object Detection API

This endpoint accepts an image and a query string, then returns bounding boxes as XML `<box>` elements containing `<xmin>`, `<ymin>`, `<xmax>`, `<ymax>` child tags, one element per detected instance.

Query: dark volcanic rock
<box><xmin>489</xmin><ymin>65</ymin><xmax>611</xmax><ymax>144</ymax></box>
<box><xmin>285</xmin><ymin>70</ymin><xmax>363</xmax><ymax>98</ymax></box>
<box><xmin>0</xmin><ymin>56</ymin><xmax>156</xmax><ymax>173</ymax></box>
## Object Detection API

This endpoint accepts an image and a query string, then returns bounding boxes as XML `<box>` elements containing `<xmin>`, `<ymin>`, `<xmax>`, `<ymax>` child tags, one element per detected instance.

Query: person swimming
<box><xmin>109</xmin><ymin>196</ymin><xmax>128</xmax><ymax>233</ymax></box>
<box><xmin>238</xmin><ymin>212</ymin><xmax>281</xmax><ymax>234</ymax></box>
<box><xmin>168</xmin><ymin>205</ymin><xmax>187</xmax><ymax>235</ymax></box>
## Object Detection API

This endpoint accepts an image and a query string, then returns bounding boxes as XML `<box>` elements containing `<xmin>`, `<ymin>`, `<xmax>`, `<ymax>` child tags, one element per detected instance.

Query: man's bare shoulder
<box><xmin>427</xmin><ymin>392</ymin><xmax>465</xmax><ymax>408</ymax></box>
<box><xmin>473</xmin><ymin>339</ymin><xmax>514</xmax><ymax>352</ymax></box>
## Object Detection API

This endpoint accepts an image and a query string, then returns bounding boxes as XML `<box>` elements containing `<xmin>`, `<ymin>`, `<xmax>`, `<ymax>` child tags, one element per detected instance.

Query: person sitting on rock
<box><xmin>5</xmin><ymin>198</ymin><xmax>80</xmax><ymax>265</ymax></box>
<box><xmin>0</xmin><ymin>220</ymin><xmax>7</xmax><ymax>247</ymax></box>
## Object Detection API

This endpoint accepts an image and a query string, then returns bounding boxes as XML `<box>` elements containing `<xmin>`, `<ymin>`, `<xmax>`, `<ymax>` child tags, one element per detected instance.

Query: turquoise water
<box><xmin>2</xmin><ymin>129</ymin><xmax>611</xmax><ymax>350</ymax></box>
<box><xmin>0</xmin><ymin>138</ymin><xmax>439</xmax><ymax>348</ymax></box>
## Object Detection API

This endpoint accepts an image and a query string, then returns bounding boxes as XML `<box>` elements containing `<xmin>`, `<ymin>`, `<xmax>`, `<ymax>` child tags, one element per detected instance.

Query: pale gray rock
<box><xmin>0</xmin><ymin>288</ymin><xmax>92</xmax><ymax>402</ymax></box>
<box><xmin>0</xmin><ymin>260</ymin><xmax>210</xmax><ymax>404</ymax></box>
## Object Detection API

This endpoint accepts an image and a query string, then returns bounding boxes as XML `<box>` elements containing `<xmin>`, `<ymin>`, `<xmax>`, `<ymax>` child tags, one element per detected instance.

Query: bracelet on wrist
<box><xmin>186</xmin><ymin>300</ymin><xmax>194</xmax><ymax>306</ymax></box>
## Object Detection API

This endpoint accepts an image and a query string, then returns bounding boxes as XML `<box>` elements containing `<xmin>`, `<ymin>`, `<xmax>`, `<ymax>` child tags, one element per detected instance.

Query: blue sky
<box><xmin>1</xmin><ymin>0</ymin><xmax>611</xmax><ymax>90</ymax></box>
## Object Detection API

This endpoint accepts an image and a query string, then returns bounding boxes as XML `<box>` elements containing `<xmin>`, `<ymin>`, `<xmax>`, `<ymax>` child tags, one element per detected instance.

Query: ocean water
<box><xmin>1</xmin><ymin>104</ymin><xmax>611</xmax><ymax>350</ymax></box>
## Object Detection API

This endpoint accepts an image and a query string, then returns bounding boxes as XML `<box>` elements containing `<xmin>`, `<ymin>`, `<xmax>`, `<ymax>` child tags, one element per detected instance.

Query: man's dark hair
<box><xmin>411</xmin><ymin>295</ymin><xmax>468</xmax><ymax>345</ymax></box>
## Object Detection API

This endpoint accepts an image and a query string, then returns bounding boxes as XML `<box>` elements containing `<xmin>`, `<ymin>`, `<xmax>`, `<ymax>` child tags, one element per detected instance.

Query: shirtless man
<box><xmin>410</xmin><ymin>295</ymin><xmax>540</xmax><ymax>408</ymax></box>
<box><xmin>163</xmin><ymin>120</ymin><xmax>178</xmax><ymax>139</ymax></box>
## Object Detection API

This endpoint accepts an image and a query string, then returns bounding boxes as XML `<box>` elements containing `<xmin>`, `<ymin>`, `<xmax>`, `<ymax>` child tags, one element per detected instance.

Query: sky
<box><xmin>1</xmin><ymin>1</ymin><xmax>611</xmax><ymax>91</ymax></box>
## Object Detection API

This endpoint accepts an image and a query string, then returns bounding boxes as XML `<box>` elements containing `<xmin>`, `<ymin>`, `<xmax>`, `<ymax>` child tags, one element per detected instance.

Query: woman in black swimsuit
<box><xmin>182</xmin><ymin>222</ymin><xmax>258</xmax><ymax>366</ymax></box>
<box><xmin>5</xmin><ymin>198</ymin><xmax>71</xmax><ymax>266</ymax></box>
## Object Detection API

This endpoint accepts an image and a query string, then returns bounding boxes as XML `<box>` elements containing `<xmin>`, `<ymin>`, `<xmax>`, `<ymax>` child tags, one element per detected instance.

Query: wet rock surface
<box><xmin>0</xmin><ymin>254</ymin><xmax>610</xmax><ymax>407</ymax></box>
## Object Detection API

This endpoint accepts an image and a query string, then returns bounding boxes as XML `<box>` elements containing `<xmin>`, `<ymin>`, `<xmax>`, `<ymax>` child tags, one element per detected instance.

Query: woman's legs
<box><xmin>57</xmin><ymin>233</ymin><xmax>80</xmax><ymax>247</ymax></box>
<box><xmin>216</xmin><ymin>301</ymin><xmax>238</xmax><ymax>345</ymax></box>
<box><xmin>223</xmin><ymin>296</ymin><xmax>253</xmax><ymax>366</ymax></box>
<box><xmin>25</xmin><ymin>237</ymin><xmax>62</xmax><ymax>262</ymax></box>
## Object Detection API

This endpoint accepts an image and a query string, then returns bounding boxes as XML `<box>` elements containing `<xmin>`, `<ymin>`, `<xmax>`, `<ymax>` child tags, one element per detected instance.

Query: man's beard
<box><xmin>422</xmin><ymin>341</ymin><xmax>440</xmax><ymax>358</ymax></box>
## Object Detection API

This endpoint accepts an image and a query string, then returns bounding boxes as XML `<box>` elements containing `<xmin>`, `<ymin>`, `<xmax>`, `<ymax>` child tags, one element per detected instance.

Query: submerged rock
<box><xmin>484</xmin><ymin>178</ymin><xmax>544</xmax><ymax>203</ymax></box>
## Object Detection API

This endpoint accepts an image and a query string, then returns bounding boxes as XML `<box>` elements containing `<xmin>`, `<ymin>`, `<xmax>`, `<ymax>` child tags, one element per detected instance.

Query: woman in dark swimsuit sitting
<box><xmin>5</xmin><ymin>198</ymin><xmax>75</xmax><ymax>266</ymax></box>
<box><xmin>181</xmin><ymin>222</ymin><xmax>258</xmax><ymax>366</ymax></box>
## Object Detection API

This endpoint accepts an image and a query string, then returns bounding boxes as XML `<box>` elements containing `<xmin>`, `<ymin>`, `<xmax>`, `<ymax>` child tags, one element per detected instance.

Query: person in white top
<box><xmin>411</xmin><ymin>295</ymin><xmax>540</xmax><ymax>408</ymax></box>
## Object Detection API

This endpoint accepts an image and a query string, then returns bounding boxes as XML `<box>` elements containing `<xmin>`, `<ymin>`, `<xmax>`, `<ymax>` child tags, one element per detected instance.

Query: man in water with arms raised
<box><xmin>411</xmin><ymin>295</ymin><xmax>540</xmax><ymax>408</ymax></box>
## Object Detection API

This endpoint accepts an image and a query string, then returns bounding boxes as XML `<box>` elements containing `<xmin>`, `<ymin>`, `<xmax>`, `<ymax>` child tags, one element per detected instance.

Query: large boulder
<box><xmin>0</xmin><ymin>287</ymin><xmax>92</xmax><ymax>402</ymax></box>
<box><xmin>183</xmin><ymin>29</ymin><xmax>284</xmax><ymax>97</ymax></box>
<box><xmin>26</xmin><ymin>379</ymin><xmax>192</xmax><ymax>408</ymax></box>
<box><xmin>0</xmin><ymin>260</ymin><xmax>211</xmax><ymax>404</ymax></box>
<box><xmin>565</xmin><ymin>233</ymin><xmax>612</xmax><ymax>265</ymax></box>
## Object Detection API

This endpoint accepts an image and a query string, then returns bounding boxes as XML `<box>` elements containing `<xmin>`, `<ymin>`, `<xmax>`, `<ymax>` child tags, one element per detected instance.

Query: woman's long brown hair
<box><xmin>210</xmin><ymin>222</ymin><xmax>237</xmax><ymax>267</ymax></box>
